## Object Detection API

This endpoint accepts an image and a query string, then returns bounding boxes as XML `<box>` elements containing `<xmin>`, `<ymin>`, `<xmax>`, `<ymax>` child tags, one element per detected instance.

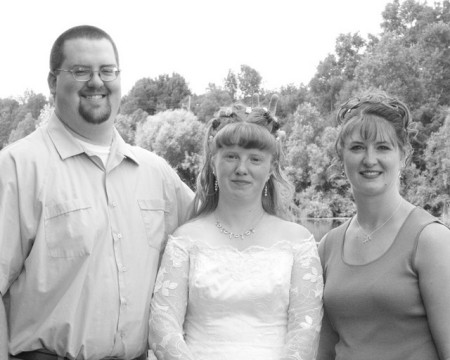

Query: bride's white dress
<box><xmin>149</xmin><ymin>235</ymin><xmax>323</xmax><ymax>360</ymax></box>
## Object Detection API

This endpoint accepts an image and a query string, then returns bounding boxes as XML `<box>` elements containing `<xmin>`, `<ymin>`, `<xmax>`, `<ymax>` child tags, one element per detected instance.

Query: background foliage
<box><xmin>2</xmin><ymin>0</ymin><xmax>449</xmax><ymax>220</ymax></box>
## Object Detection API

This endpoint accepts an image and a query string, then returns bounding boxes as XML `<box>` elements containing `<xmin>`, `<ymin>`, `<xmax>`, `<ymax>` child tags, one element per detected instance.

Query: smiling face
<box><xmin>212</xmin><ymin>145</ymin><xmax>273</xmax><ymax>203</ymax></box>
<box><xmin>49</xmin><ymin>37</ymin><xmax>121</xmax><ymax>131</ymax></box>
<box><xmin>342</xmin><ymin>118</ymin><xmax>404</xmax><ymax>198</ymax></box>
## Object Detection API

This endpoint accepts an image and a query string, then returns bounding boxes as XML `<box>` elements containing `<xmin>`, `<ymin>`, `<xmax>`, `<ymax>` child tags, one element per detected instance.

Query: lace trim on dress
<box><xmin>149</xmin><ymin>234</ymin><xmax>323</xmax><ymax>360</ymax></box>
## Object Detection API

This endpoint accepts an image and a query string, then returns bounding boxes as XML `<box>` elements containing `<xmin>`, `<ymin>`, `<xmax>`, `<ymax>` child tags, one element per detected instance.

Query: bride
<box><xmin>148</xmin><ymin>100</ymin><xmax>323</xmax><ymax>360</ymax></box>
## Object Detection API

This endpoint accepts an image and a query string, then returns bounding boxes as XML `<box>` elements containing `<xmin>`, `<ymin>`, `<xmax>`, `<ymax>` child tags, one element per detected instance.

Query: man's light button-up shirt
<box><xmin>0</xmin><ymin>113</ymin><xmax>194</xmax><ymax>359</ymax></box>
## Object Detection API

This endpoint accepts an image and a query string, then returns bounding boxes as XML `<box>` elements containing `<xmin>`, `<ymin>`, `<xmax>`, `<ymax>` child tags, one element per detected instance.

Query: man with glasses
<box><xmin>0</xmin><ymin>25</ymin><xmax>193</xmax><ymax>360</ymax></box>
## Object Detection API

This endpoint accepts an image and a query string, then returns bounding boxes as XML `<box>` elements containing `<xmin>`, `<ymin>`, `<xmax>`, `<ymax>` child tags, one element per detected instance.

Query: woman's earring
<box><xmin>264</xmin><ymin>184</ymin><xmax>268</xmax><ymax>197</ymax></box>
<box><xmin>340</xmin><ymin>164</ymin><xmax>346</xmax><ymax>178</ymax></box>
<box><xmin>214</xmin><ymin>180</ymin><xmax>218</xmax><ymax>192</ymax></box>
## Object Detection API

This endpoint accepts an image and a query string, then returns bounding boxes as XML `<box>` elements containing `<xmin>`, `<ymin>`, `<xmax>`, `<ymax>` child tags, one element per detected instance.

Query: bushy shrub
<box><xmin>135</xmin><ymin>109</ymin><xmax>205</xmax><ymax>189</ymax></box>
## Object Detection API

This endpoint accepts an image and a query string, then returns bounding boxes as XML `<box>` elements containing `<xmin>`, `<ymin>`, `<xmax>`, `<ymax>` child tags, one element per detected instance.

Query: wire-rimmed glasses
<box><xmin>56</xmin><ymin>65</ymin><xmax>120</xmax><ymax>82</ymax></box>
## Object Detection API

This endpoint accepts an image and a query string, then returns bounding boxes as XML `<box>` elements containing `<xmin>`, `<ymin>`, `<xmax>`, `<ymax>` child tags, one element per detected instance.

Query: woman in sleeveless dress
<box><xmin>149</xmin><ymin>99</ymin><xmax>323</xmax><ymax>360</ymax></box>
<box><xmin>317</xmin><ymin>92</ymin><xmax>450</xmax><ymax>360</ymax></box>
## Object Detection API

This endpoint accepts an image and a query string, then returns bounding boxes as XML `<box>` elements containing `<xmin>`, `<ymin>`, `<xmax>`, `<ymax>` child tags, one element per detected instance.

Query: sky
<box><xmin>0</xmin><ymin>0</ymin><xmax>417</xmax><ymax>100</ymax></box>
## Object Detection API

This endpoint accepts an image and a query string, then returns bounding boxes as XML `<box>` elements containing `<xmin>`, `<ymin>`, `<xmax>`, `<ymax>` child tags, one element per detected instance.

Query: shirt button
<box><xmin>117</xmin><ymin>233</ymin><xmax>122</xmax><ymax>239</ymax></box>
<box><xmin>120</xmin><ymin>298</ymin><xmax>127</xmax><ymax>305</ymax></box>
<box><xmin>110</xmin><ymin>201</ymin><xmax>118</xmax><ymax>207</ymax></box>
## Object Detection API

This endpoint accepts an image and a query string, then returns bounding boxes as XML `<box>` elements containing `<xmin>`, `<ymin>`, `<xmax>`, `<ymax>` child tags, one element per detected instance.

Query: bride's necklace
<box><xmin>354</xmin><ymin>200</ymin><xmax>403</xmax><ymax>244</ymax></box>
<box><xmin>215</xmin><ymin>212</ymin><xmax>265</xmax><ymax>240</ymax></box>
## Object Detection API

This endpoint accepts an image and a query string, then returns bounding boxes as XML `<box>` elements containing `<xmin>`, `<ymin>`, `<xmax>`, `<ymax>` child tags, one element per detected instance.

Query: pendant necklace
<box><xmin>215</xmin><ymin>212</ymin><xmax>265</xmax><ymax>240</ymax></box>
<box><xmin>354</xmin><ymin>200</ymin><xmax>403</xmax><ymax>244</ymax></box>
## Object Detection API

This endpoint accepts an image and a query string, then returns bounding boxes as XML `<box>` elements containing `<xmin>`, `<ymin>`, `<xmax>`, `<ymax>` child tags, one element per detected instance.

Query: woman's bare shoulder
<box><xmin>268</xmin><ymin>216</ymin><xmax>314</xmax><ymax>243</ymax></box>
<box><xmin>417</xmin><ymin>221</ymin><xmax>450</xmax><ymax>255</ymax></box>
<box><xmin>172</xmin><ymin>216</ymin><xmax>211</xmax><ymax>237</ymax></box>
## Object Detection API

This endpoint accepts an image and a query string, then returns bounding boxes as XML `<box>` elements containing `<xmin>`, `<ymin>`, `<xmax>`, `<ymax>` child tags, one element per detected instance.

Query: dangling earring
<box><xmin>264</xmin><ymin>184</ymin><xmax>268</xmax><ymax>197</ymax></box>
<box><xmin>214</xmin><ymin>180</ymin><xmax>218</xmax><ymax>192</ymax></box>
<box><xmin>398</xmin><ymin>169</ymin><xmax>404</xmax><ymax>182</ymax></box>
<box><xmin>340</xmin><ymin>163</ymin><xmax>346</xmax><ymax>178</ymax></box>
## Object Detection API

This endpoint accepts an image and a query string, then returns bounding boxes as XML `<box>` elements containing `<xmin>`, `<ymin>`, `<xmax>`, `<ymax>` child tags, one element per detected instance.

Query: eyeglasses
<box><xmin>56</xmin><ymin>66</ymin><xmax>120</xmax><ymax>82</ymax></box>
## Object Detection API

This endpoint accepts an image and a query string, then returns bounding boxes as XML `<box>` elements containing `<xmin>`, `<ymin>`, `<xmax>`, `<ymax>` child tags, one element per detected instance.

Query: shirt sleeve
<box><xmin>0</xmin><ymin>150</ymin><xmax>30</xmax><ymax>295</ymax></box>
<box><xmin>160</xmin><ymin>160</ymin><xmax>194</xmax><ymax>235</ymax></box>
<box><xmin>149</xmin><ymin>236</ymin><xmax>195</xmax><ymax>360</ymax></box>
<box><xmin>281</xmin><ymin>237</ymin><xmax>324</xmax><ymax>360</ymax></box>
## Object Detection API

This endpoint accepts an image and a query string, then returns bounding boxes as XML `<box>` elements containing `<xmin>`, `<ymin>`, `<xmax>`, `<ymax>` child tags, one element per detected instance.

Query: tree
<box><xmin>309</xmin><ymin>54</ymin><xmax>344</xmax><ymax>114</ymax></box>
<box><xmin>191</xmin><ymin>84</ymin><xmax>232</xmax><ymax>123</ymax></box>
<box><xmin>355</xmin><ymin>33</ymin><xmax>425</xmax><ymax>109</ymax></box>
<box><xmin>238</xmin><ymin>65</ymin><xmax>262</xmax><ymax>99</ymax></box>
<box><xmin>360</xmin><ymin>1</ymin><xmax>450</xmax><ymax>110</ymax></box>
<box><xmin>19</xmin><ymin>90</ymin><xmax>48</xmax><ymax>119</ymax></box>
<box><xmin>135</xmin><ymin>109</ymin><xmax>205</xmax><ymax>189</ymax></box>
<box><xmin>309</xmin><ymin>33</ymin><xmax>366</xmax><ymax>114</ymax></box>
<box><xmin>381</xmin><ymin>0</ymin><xmax>403</xmax><ymax>34</ymax></box>
<box><xmin>0</xmin><ymin>98</ymin><xmax>20</xmax><ymax>149</ymax></box>
<box><xmin>158</xmin><ymin>73</ymin><xmax>191</xmax><ymax>110</ymax></box>
<box><xmin>115</xmin><ymin>108</ymin><xmax>148</xmax><ymax>145</ymax></box>
<box><xmin>285</xmin><ymin>103</ymin><xmax>330</xmax><ymax>191</ymax></box>
<box><xmin>381</xmin><ymin>0</ymin><xmax>440</xmax><ymax>44</ymax></box>
<box><xmin>7</xmin><ymin>112</ymin><xmax>36</xmax><ymax>144</ymax></box>
<box><xmin>224</xmin><ymin>70</ymin><xmax>238</xmax><ymax>101</ymax></box>
<box><xmin>417</xmin><ymin>22</ymin><xmax>450</xmax><ymax>106</ymax></box>
<box><xmin>121</xmin><ymin>73</ymin><xmax>191</xmax><ymax>115</ymax></box>
<box><xmin>276</xmin><ymin>84</ymin><xmax>309</xmax><ymax>119</ymax></box>
<box><xmin>417</xmin><ymin>113</ymin><xmax>450</xmax><ymax>214</ymax></box>
<box><xmin>37</xmin><ymin>103</ymin><xmax>54</xmax><ymax>128</ymax></box>
<box><xmin>335</xmin><ymin>33</ymin><xmax>366</xmax><ymax>81</ymax></box>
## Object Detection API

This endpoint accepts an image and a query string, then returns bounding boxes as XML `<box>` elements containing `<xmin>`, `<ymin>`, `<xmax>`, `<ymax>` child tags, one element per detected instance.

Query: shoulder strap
<box><xmin>398</xmin><ymin>207</ymin><xmax>441</xmax><ymax>242</ymax></box>
<box><xmin>320</xmin><ymin>219</ymin><xmax>351</xmax><ymax>276</ymax></box>
<box><xmin>326</xmin><ymin>219</ymin><xmax>351</xmax><ymax>241</ymax></box>
<box><xmin>396</xmin><ymin>207</ymin><xmax>442</xmax><ymax>268</ymax></box>
<box><xmin>323</xmin><ymin>219</ymin><xmax>351</xmax><ymax>253</ymax></box>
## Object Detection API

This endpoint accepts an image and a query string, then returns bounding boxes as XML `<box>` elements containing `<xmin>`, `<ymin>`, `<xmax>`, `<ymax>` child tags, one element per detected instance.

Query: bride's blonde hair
<box><xmin>192</xmin><ymin>98</ymin><xmax>295</xmax><ymax>220</ymax></box>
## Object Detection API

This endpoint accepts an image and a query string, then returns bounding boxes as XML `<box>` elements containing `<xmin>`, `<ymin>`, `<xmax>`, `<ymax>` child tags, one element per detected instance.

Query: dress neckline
<box><xmin>340</xmin><ymin>206</ymin><xmax>417</xmax><ymax>267</ymax></box>
<box><xmin>169</xmin><ymin>235</ymin><xmax>314</xmax><ymax>254</ymax></box>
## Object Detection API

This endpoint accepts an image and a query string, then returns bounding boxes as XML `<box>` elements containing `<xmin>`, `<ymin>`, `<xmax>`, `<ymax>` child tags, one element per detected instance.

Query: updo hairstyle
<box><xmin>335</xmin><ymin>92</ymin><xmax>413</xmax><ymax>162</ymax></box>
<box><xmin>192</xmin><ymin>99</ymin><xmax>294</xmax><ymax>220</ymax></box>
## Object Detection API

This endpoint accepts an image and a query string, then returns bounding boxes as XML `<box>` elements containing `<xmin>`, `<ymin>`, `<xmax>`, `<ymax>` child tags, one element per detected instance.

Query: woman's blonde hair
<box><xmin>192</xmin><ymin>99</ymin><xmax>295</xmax><ymax>220</ymax></box>
<box><xmin>335</xmin><ymin>91</ymin><xmax>413</xmax><ymax>162</ymax></box>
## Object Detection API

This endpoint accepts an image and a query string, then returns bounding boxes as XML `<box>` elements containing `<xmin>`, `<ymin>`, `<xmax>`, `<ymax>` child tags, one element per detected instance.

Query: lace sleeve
<box><xmin>149</xmin><ymin>236</ymin><xmax>195</xmax><ymax>360</ymax></box>
<box><xmin>281</xmin><ymin>236</ymin><xmax>324</xmax><ymax>360</ymax></box>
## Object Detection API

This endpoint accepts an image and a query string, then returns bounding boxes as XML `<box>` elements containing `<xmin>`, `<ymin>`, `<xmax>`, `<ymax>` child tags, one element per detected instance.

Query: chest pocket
<box><xmin>44</xmin><ymin>200</ymin><xmax>93</xmax><ymax>258</ymax></box>
<box><xmin>138</xmin><ymin>199</ymin><xmax>168</xmax><ymax>250</ymax></box>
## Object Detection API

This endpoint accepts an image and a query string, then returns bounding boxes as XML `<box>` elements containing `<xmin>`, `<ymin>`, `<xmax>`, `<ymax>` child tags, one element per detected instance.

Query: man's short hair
<box><xmin>49</xmin><ymin>25</ymin><xmax>119</xmax><ymax>72</ymax></box>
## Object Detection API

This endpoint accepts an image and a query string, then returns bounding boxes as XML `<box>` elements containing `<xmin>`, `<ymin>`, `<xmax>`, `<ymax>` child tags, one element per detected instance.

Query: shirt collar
<box><xmin>111</xmin><ymin>127</ymin><xmax>140</xmax><ymax>165</ymax></box>
<box><xmin>46</xmin><ymin>112</ymin><xmax>139</xmax><ymax>165</ymax></box>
